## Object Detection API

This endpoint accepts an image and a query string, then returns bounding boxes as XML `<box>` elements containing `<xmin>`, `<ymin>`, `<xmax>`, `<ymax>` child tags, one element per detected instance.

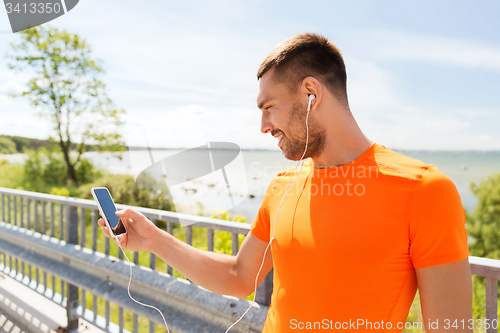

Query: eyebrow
<box><xmin>257</xmin><ymin>99</ymin><xmax>270</xmax><ymax>110</ymax></box>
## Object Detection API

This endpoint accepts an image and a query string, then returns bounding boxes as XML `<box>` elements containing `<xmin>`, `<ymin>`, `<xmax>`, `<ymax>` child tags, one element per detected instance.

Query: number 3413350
<box><xmin>5</xmin><ymin>2</ymin><xmax>62</xmax><ymax>14</ymax></box>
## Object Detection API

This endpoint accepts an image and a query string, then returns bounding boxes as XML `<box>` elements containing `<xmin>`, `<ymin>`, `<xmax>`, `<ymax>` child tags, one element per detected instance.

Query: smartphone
<box><xmin>91</xmin><ymin>187</ymin><xmax>127</xmax><ymax>238</ymax></box>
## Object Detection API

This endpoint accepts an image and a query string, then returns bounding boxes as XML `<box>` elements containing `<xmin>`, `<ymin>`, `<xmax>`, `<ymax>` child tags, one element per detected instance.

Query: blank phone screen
<box><xmin>94</xmin><ymin>188</ymin><xmax>120</xmax><ymax>228</ymax></box>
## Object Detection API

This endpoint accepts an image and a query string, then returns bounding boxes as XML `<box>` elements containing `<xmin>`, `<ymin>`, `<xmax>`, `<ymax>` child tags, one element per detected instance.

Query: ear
<box><xmin>301</xmin><ymin>76</ymin><xmax>322</xmax><ymax>113</ymax></box>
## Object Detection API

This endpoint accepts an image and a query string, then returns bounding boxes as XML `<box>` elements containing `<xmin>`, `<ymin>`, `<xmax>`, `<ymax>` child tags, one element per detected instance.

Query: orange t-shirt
<box><xmin>250</xmin><ymin>142</ymin><xmax>469</xmax><ymax>332</ymax></box>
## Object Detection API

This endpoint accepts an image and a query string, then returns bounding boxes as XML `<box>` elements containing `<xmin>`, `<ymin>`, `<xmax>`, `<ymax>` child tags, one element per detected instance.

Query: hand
<box><xmin>97</xmin><ymin>208</ymin><xmax>160</xmax><ymax>252</ymax></box>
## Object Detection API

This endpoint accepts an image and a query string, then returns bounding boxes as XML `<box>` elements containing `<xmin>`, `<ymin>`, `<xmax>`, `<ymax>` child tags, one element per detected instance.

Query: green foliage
<box><xmin>0</xmin><ymin>137</ymin><xmax>17</xmax><ymax>154</ymax></box>
<box><xmin>212</xmin><ymin>210</ymin><xmax>247</xmax><ymax>255</ymax></box>
<box><xmin>0</xmin><ymin>134</ymin><xmax>112</xmax><ymax>154</ymax></box>
<box><xmin>6</xmin><ymin>25</ymin><xmax>126</xmax><ymax>184</ymax></box>
<box><xmin>0</xmin><ymin>135</ymin><xmax>59</xmax><ymax>153</ymax></box>
<box><xmin>78</xmin><ymin>173</ymin><xmax>175</xmax><ymax>212</ymax></box>
<box><xmin>23</xmin><ymin>149</ymin><xmax>68</xmax><ymax>188</ymax></box>
<box><xmin>23</xmin><ymin>148</ymin><xmax>99</xmax><ymax>188</ymax></box>
<box><xmin>22</xmin><ymin>149</ymin><xmax>46</xmax><ymax>187</ymax></box>
<box><xmin>42</xmin><ymin>153</ymin><xmax>68</xmax><ymax>184</ymax></box>
<box><xmin>466</xmin><ymin>173</ymin><xmax>500</xmax><ymax>322</ymax></box>
<box><xmin>75</xmin><ymin>158</ymin><xmax>96</xmax><ymax>184</ymax></box>
<box><xmin>405</xmin><ymin>291</ymin><xmax>424</xmax><ymax>332</ymax></box>
<box><xmin>0</xmin><ymin>159</ymin><xmax>24</xmax><ymax>189</ymax></box>
<box><xmin>467</xmin><ymin>173</ymin><xmax>500</xmax><ymax>259</ymax></box>
<box><xmin>50</xmin><ymin>187</ymin><xmax>70</xmax><ymax>196</ymax></box>
<box><xmin>0</xmin><ymin>148</ymin><xmax>96</xmax><ymax>195</ymax></box>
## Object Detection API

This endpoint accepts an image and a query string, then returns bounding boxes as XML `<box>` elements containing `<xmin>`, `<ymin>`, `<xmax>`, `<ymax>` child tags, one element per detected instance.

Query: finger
<box><xmin>102</xmin><ymin>227</ymin><xmax>111</xmax><ymax>238</ymax></box>
<box><xmin>114</xmin><ymin>234</ymin><xmax>126</xmax><ymax>247</ymax></box>
<box><xmin>97</xmin><ymin>218</ymin><xmax>105</xmax><ymax>226</ymax></box>
<box><xmin>115</xmin><ymin>208</ymin><xmax>143</xmax><ymax>222</ymax></box>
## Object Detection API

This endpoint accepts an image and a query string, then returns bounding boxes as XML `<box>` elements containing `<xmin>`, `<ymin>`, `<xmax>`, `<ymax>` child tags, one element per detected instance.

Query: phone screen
<box><xmin>92</xmin><ymin>188</ymin><xmax>126</xmax><ymax>235</ymax></box>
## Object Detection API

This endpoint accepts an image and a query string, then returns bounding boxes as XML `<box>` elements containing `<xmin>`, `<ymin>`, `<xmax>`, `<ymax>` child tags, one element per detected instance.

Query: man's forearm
<box><xmin>150</xmin><ymin>228</ymin><xmax>245</xmax><ymax>298</ymax></box>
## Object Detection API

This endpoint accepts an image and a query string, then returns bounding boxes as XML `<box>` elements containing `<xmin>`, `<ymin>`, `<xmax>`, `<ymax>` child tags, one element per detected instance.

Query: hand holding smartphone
<box><xmin>91</xmin><ymin>187</ymin><xmax>127</xmax><ymax>238</ymax></box>
<box><xmin>91</xmin><ymin>187</ymin><xmax>170</xmax><ymax>331</ymax></box>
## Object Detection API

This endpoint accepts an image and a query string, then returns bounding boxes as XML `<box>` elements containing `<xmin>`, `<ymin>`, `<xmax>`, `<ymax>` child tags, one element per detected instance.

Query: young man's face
<box><xmin>257</xmin><ymin>68</ymin><xmax>325</xmax><ymax>161</ymax></box>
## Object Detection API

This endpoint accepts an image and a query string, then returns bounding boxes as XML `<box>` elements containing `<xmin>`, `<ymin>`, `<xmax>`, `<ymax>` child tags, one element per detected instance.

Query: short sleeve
<box><xmin>408</xmin><ymin>165</ymin><xmax>470</xmax><ymax>269</ymax></box>
<box><xmin>250</xmin><ymin>177</ymin><xmax>280</xmax><ymax>243</ymax></box>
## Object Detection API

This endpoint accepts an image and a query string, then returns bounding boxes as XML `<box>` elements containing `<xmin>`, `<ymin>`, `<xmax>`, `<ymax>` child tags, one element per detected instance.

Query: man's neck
<box><xmin>311</xmin><ymin>133</ymin><xmax>374</xmax><ymax>169</ymax></box>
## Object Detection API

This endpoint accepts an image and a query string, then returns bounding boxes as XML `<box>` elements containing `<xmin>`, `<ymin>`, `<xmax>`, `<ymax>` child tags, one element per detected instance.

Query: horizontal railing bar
<box><xmin>469</xmin><ymin>256</ymin><xmax>500</xmax><ymax>279</ymax></box>
<box><xmin>0</xmin><ymin>222</ymin><xmax>267</xmax><ymax>332</ymax></box>
<box><xmin>0</xmin><ymin>187</ymin><xmax>250</xmax><ymax>234</ymax></box>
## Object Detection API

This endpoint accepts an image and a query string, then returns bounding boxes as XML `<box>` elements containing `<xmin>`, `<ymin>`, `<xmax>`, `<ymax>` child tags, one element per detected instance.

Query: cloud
<box><xmin>0</xmin><ymin>79</ymin><xmax>25</xmax><ymax>96</ymax></box>
<box><xmin>367</xmin><ymin>30</ymin><xmax>500</xmax><ymax>71</ymax></box>
<box><xmin>458</xmin><ymin>108</ymin><xmax>500</xmax><ymax>118</ymax></box>
<box><xmin>345</xmin><ymin>58</ymin><xmax>401</xmax><ymax>112</ymax></box>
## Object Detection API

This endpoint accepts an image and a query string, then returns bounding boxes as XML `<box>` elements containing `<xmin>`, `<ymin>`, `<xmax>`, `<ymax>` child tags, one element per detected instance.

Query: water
<box><xmin>83</xmin><ymin>149</ymin><xmax>500</xmax><ymax>221</ymax></box>
<box><xmin>2</xmin><ymin>149</ymin><xmax>499</xmax><ymax>221</ymax></box>
<box><xmin>396</xmin><ymin>150</ymin><xmax>500</xmax><ymax>214</ymax></box>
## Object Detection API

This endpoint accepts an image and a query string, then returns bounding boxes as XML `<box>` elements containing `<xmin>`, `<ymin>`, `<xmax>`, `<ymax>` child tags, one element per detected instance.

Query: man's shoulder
<box><xmin>374</xmin><ymin>145</ymin><xmax>458</xmax><ymax>199</ymax></box>
<box><xmin>373</xmin><ymin>144</ymin><xmax>447</xmax><ymax>183</ymax></box>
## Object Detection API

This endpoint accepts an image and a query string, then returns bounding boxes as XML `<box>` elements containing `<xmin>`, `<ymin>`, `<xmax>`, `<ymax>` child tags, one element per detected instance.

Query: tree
<box><xmin>0</xmin><ymin>136</ymin><xmax>17</xmax><ymax>154</ymax></box>
<box><xmin>465</xmin><ymin>172</ymin><xmax>500</xmax><ymax>320</ymax></box>
<box><xmin>466</xmin><ymin>173</ymin><xmax>500</xmax><ymax>259</ymax></box>
<box><xmin>6</xmin><ymin>25</ymin><xmax>125</xmax><ymax>185</ymax></box>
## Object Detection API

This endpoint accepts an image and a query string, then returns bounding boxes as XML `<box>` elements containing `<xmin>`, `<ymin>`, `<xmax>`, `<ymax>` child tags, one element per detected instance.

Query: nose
<box><xmin>260</xmin><ymin>112</ymin><xmax>273</xmax><ymax>134</ymax></box>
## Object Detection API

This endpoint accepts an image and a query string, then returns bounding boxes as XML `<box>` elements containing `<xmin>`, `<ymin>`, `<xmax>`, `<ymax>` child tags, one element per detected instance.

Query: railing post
<box><xmin>256</xmin><ymin>269</ymin><xmax>273</xmax><ymax>306</ymax></box>
<box><xmin>486</xmin><ymin>277</ymin><xmax>498</xmax><ymax>333</ymax></box>
<box><xmin>7</xmin><ymin>196</ymin><xmax>10</xmax><ymax>224</ymax></box>
<box><xmin>167</xmin><ymin>222</ymin><xmax>174</xmax><ymax>275</ymax></box>
<box><xmin>231</xmin><ymin>233</ymin><xmax>239</xmax><ymax>255</ymax></box>
<box><xmin>66</xmin><ymin>205</ymin><xmax>79</xmax><ymax>330</ymax></box>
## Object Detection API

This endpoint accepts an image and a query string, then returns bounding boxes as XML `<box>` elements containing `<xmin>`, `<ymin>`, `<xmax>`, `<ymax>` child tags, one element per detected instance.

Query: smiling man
<box><xmin>99</xmin><ymin>33</ymin><xmax>473</xmax><ymax>332</ymax></box>
<box><xmin>249</xmin><ymin>33</ymin><xmax>473</xmax><ymax>332</ymax></box>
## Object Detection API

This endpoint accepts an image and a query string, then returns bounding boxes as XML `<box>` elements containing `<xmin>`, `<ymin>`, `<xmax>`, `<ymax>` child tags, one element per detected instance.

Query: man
<box><xmin>99</xmin><ymin>33</ymin><xmax>473</xmax><ymax>332</ymax></box>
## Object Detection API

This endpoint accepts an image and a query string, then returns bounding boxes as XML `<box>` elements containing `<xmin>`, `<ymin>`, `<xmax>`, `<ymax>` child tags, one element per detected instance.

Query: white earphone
<box><xmin>307</xmin><ymin>94</ymin><xmax>316</xmax><ymax>112</ymax></box>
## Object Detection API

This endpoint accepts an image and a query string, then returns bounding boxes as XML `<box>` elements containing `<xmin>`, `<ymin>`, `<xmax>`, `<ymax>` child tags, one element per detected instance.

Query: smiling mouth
<box><xmin>275</xmin><ymin>132</ymin><xmax>284</xmax><ymax>147</ymax></box>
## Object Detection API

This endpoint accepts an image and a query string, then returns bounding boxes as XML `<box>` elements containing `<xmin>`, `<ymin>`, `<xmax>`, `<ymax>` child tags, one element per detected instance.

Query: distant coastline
<box><xmin>2</xmin><ymin>134</ymin><xmax>500</xmax><ymax>154</ymax></box>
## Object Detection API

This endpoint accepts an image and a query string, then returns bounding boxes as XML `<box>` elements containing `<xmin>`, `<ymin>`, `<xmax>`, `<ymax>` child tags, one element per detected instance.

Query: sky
<box><xmin>0</xmin><ymin>0</ymin><xmax>499</xmax><ymax>151</ymax></box>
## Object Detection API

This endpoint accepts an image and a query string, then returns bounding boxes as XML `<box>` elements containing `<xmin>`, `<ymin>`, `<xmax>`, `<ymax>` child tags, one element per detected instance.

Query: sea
<box><xmin>2</xmin><ymin>148</ymin><xmax>500</xmax><ymax>222</ymax></box>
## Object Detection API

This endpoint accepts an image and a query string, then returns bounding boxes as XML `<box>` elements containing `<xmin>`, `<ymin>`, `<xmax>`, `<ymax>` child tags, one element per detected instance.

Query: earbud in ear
<box><xmin>307</xmin><ymin>94</ymin><xmax>316</xmax><ymax>112</ymax></box>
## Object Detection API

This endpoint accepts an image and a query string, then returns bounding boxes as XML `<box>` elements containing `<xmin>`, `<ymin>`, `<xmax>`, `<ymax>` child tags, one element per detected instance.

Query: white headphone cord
<box><xmin>225</xmin><ymin>96</ymin><xmax>312</xmax><ymax>332</ymax></box>
<box><xmin>117</xmin><ymin>241</ymin><xmax>171</xmax><ymax>333</ymax></box>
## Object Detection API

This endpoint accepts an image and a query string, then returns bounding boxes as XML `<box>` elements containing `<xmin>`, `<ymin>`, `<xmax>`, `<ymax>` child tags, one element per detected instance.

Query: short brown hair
<box><xmin>257</xmin><ymin>33</ymin><xmax>348</xmax><ymax>103</ymax></box>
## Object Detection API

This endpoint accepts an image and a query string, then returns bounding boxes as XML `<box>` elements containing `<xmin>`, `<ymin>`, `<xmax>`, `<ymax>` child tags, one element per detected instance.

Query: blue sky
<box><xmin>0</xmin><ymin>0</ymin><xmax>499</xmax><ymax>151</ymax></box>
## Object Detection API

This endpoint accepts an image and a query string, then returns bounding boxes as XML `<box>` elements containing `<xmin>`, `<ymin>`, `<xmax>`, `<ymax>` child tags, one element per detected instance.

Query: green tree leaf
<box><xmin>6</xmin><ymin>25</ymin><xmax>126</xmax><ymax>185</ymax></box>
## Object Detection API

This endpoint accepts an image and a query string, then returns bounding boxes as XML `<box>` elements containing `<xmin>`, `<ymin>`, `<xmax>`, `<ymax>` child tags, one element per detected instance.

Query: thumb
<box><xmin>115</xmin><ymin>234</ymin><xmax>125</xmax><ymax>246</ymax></box>
<box><xmin>115</xmin><ymin>208</ymin><xmax>141</xmax><ymax>221</ymax></box>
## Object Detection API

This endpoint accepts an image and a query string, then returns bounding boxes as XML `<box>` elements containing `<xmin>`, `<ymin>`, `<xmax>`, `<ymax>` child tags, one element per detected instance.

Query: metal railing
<box><xmin>1</xmin><ymin>187</ymin><xmax>500</xmax><ymax>333</ymax></box>
<box><xmin>469</xmin><ymin>257</ymin><xmax>500</xmax><ymax>333</ymax></box>
<box><xmin>0</xmin><ymin>187</ymin><xmax>272</xmax><ymax>333</ymax></box>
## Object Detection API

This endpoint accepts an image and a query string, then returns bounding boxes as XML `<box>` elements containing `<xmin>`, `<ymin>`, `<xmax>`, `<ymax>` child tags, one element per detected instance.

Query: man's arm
<box><xmin>415</xmin><ymin>257</ymin><xmax>473</xmax><ymax>332</ymax></box>
<box><xmin>151</xmin><ymin>226</ymin><xmax>273</xmax><ymax>298</ymax></box>
<box><xmin>99</xmin><ymin>208</ymin><xmax>273</xmax><ymax>299</ymax></box>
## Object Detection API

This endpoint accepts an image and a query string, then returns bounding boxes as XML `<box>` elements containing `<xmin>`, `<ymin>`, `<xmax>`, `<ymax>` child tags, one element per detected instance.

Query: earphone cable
<box><xmin>225</xmin><ymin>96</ymin><xmax>313</xmax><ymax>332</ymax></box>
<box><xmin>117</xmin><ymin>241</ymin><xmax>171</xmax><ymax>333</ymax></box>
